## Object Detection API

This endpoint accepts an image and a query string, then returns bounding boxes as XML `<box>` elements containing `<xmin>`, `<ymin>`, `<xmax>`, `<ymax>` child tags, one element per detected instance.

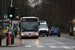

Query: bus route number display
<box><xmin>22</xmin><ymin>19</ymin><xmax>26</xmax><ymax>21</ymax></box>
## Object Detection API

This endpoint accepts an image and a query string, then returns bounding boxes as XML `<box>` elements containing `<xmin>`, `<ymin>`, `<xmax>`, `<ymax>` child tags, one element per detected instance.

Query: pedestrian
<box><xmin>14</xmin><ymin>29</ymin><xmax>17</xmax><ymax>38</ymax></box>
<box><xmin>13</xmin><ymin>24</ymin><xmax>18</xmax><ymax>38</ymax></box>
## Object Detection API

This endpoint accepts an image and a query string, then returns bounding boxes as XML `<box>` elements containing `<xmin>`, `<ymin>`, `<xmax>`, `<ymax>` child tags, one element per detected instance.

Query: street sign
<box><xmin>4</xmin><ymin>14</ymin><xmax>7</xmax><ymax>18</ymax></box>
<box><xmin>4</xmin><ymin>14</ymin><xmax>5</xmax><ymax>18</ymax></box>
<box><xmin>6</xmin><ymin>14</ymin><xmax>7</xmax><ymax>18</ymax></box>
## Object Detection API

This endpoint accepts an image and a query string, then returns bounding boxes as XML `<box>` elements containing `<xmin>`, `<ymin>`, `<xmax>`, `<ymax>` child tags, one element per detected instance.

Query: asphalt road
<box><xmin>0</xmin><ymin>35</ymin><xmax>75</xmax><ymax>50</ymax></box>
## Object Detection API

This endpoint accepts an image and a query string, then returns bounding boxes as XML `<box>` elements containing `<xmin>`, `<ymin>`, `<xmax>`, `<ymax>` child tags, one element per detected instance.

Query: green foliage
<box><xmin>0</xmin><ymin>0</ymin><xmax>74</xmax><ymax>33</ymax></box>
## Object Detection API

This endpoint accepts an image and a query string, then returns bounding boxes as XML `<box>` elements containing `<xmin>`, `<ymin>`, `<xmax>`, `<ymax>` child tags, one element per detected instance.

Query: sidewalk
<box><xmin>1</xmin><ymin>35</ymin><xmax>19</xmax><ymax>47</ymax></box>
<box><xmin>61</xmin><ymin>33</ymin><xmax>75</xmax><ymax>39</ymax></box>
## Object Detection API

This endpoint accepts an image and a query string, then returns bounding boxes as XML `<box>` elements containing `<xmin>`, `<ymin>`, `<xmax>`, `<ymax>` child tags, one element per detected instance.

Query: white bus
<box><xmin>19</xmin><ymin>17</ymin><xmax>39</xmax><ymax>38</ymax></box>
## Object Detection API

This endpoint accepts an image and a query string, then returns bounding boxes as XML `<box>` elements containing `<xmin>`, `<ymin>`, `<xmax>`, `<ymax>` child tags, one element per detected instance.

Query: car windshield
<box><xmin>21</xmin><ymin>21</ymin><xmax>38</xmax><ymax>32</ymax></box>
<box><xmin>39</xmin><ymin>24</ymin><xmax>48</xmax><ymax>28</ymax></box>
<box><xmin>52</xmin><ymin>27</ymin><xmax>59</xmax><ymax>30</ymax></box>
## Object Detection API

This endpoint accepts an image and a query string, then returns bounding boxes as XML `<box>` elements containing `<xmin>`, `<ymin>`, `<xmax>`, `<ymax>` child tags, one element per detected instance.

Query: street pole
<box><xmin>62</xmin><ymin>0</ymin><xmax>63</xmax><ymax>34</ymax></box>
<box><xmin>45</xmin><ymin>2</ymin><xmax>48</xmax><ymax>20</ymax></box>
<box><xmin>52</xmin><ymin>2</ymin><xmax>54</xmax><ymax>27</ymax></box>
<box><xmin>1</xmin><ymin>0</ymin><xmax>4</xmax><ymax>45</ymax></box>
<box><xmin>2</xmin><ymin>0</ymin><xmax>4</xmax><ymax>36</ymax></box>
<box><xmin>10</xmin><ymin>0</ymin><xmax>13</xmax><ymax>7</ymax></box>
<box><xmin>5</xmin><ymin>0</ymin><xmax>6</xmax><ymax>18</ymax></box>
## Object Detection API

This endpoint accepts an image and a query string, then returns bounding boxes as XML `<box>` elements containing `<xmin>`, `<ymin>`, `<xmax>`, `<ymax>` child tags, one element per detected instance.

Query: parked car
<box><xmin>39</xmin><ymin>20</ymin><xmax>49</xmax><ymax>37</ymax></box>
<box><xmin>50</xmin><ymin>27</ymin><xmax>61</xmax><ymax>37</ymax></box>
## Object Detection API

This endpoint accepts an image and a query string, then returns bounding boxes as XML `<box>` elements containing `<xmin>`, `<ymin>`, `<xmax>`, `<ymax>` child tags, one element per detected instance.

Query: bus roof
<box><xmin>21</xmin><ymin>17</ymin><xmax>38</xmax><ymax>18</ymax></box>
<box><xmin>20</xmin><ymin>17</ymin><xmax>39</xmax><ymax>21</ymax></box>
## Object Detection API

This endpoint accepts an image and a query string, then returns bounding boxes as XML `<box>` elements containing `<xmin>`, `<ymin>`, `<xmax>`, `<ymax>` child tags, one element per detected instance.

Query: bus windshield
<box><xmin>21</xmin><ymin>21</ymin><xmax>38</xmax><ymax>32</ymax></box>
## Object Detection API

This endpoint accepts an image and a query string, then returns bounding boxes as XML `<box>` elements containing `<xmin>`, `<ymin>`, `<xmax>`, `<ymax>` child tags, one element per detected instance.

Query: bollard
<box><xmin>8</xmin><ymin>33</ymin><xmax>11</xmax><ymax>45</ymax></box>
<box><xmin>10</xmin><ymin>30</ymin><xmax>14</xmax><ymax>45</ymax></box>
<box><xmin>13</xmin><ymin>35</ymin><xmax>14</xmax><ymax>43</ymax></box>
<box><xmin>11</xmin><ymin>35</ymin><xmax>13</xmax><ymax>45</ymax></box>
<box><xmin>6</xmin><ymin>33</ymin><xmax>8</xmax><ymax>46</ymax></box>
<box><xmin>0</xmin><ymin>35</ymin><xmax>1</xmax><ymax>45</ymax></box>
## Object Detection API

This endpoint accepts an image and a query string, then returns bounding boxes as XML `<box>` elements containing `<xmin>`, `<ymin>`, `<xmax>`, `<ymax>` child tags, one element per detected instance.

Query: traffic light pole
<box><xmin>62</xmin><ymin>0</ymin><xmax>64</xmax><ymax>34</ymax></box>
<box><xmin>9</xmin><ymin>19</ymin><xmax>11</xmax><ymax>31</ymax></box>
<box><xmin>0</xmin><ymin>0</ymin><xmax>4</xmax><ymax>46</ymax></box>
<box><xmin>5</xmin><ymin>0</ymin><xmax>6</xmax><ymax>19</ymax></box>
<box><xmin>2</xmin><ymin>0</ymin><xmax>4</xmax><ymax>37</ymax></box>
<box><xmin>10</xmin><ymin>0</ymin><xmax>13</xmax><ymax>7</ymax></box>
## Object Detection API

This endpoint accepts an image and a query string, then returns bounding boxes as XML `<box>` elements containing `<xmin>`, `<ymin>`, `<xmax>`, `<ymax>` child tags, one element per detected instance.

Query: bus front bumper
<box><xmin>20</xmin><ymin>34</ymin><xmax>39</xmax><ymax>37</ymax></box>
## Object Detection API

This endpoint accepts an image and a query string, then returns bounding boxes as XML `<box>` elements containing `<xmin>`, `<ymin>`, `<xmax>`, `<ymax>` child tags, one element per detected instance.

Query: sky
<box><xmin>27</xmin><ymin>0</ymin><xmax>43</xmax><ymax>7</ymax></box>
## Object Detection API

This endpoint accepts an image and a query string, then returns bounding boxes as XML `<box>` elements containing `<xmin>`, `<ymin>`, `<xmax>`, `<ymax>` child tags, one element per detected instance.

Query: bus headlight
<box><xmin>21</xmin><ymin>34</ymin><xmax>24</xmax><ymax>35</ymax></box>
<box><xmin>36</xmin><ymin>33</ymin><xmax>39</xmax><ymax>35</ymax></box>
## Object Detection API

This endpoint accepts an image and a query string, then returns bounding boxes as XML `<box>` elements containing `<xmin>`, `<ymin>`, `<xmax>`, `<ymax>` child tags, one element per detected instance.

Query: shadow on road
<box><xmin>20</xmin><ymin>37</ymin><xmax>38</xmax><ymax>39</ymax></box>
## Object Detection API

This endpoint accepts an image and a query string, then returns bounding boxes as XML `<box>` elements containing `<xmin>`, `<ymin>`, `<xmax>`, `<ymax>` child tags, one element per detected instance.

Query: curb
<box><xmin>61</xmin><ymin>33</ymin><xmax>75</xmax><ymax>39</ymax></box>
<box><xmin>0</xmin><ymin>45</ymin><xmax>18</xmax><ymax>47</ymax></box>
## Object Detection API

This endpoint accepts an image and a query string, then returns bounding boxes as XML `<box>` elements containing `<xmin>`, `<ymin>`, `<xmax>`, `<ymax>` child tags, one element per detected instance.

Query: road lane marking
<box><xmin>32</xmin><ymin>40</ymin><xmax>39</xmax><ymax>46</ymax></box>
<box><xmin>61</xmin><ymin>46</ymin><xmax>73</xmax><ymax>49</ymax></box>
<box><xmin>71</xmin><ymin>46</ymin><xmax>75</xmax><ymax>48</ymax></box>
<box><xmin>49</xmin><ymin>46</ymin><xmax>57</xmax><ymax>48</ymax></box>
<box><xmin>25</xmin><ymin>45</ymin><xmax>31</xmax><ymax>47</ymax></box>
<box><xmin>24</xmin><ymin>45</ymin><xmax>75</xmax><ymax>49</ymax></box>
<box><xmin>56</xmin><ymin>42</ymin><xmax>65</xmax><ymax>45</ymax></box>
<box><xmin>49</xmin><ymin>46</ymin><xmax>75</xmax><ymax>49</ymax></box>
<box><xmin>37</xmin><ymin>46</ymin><xmax>44</xmax><ymax>47</ymax></box>
<box><xmin>50</xmin><ymin>39</ymin><xmax>65</xmax><ymax>45</ymax></box>
<box><xmin>32</xmin><ymin>40</ymin><xmax>36</xmax><ymax>44</ymax></box>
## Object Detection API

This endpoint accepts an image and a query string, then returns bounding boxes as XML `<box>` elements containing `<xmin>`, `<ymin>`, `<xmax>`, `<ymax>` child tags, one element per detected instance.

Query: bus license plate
<box><xmin>28</xmin><ymin>35</ymin><xmax>31</xmax><ymax>37</ymax></box>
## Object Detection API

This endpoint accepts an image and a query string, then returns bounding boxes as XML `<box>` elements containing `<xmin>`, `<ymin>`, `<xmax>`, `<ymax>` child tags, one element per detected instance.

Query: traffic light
<box><xmin>8</xmin><ymin>7</ymin><xmax>15</xmax><ymax>19</ymax></box>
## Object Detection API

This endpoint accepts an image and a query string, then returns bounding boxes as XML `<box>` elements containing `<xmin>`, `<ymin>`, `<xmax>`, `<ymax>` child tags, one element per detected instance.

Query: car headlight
<box><xmin>46</xmin><ymin>30</ymin><xmax>48</xmax><ymax>31</ymax></box>
<box><xmin>38</xmin><ymin>30</ymin><xmax>40</xmax><ymax>31</ymax></box>
<box><xmin>21</xmin><ymin>34</ymin><xmax>24</xmax><ymax>35</ymax></box>
<box><xmin>36</xmin><ymin>33</ymin><xmax>39</xmax><ymax>35</ymax></box>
